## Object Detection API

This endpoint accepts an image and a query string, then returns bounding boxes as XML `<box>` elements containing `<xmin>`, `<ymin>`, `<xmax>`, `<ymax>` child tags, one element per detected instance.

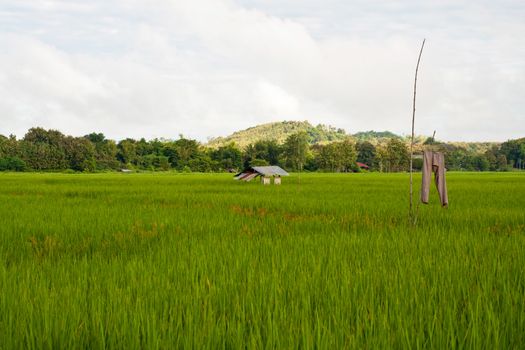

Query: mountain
<box><xmin>206</xmin><ymin>121</ymin><xmax>349</xmax><ymax>148</ymax></box>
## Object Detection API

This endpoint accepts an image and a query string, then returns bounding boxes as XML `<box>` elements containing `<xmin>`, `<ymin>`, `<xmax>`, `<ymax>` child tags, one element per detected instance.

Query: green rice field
<box><xmin>0</xmin><ymin>172</ymin><xmax>524</xmax><ymax>349</ymax></box>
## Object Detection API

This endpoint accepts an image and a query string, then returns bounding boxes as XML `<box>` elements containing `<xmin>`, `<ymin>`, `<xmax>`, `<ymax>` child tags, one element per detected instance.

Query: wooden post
<box><xmin>410</xmin><ymin>39</ymin><xmax>426</xmax><ymax>223</ymax></box>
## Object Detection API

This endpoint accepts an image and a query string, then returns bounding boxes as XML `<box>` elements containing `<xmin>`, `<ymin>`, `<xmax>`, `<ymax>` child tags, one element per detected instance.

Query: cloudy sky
<box><xmin>0</xmin><ymin>0</ymin><xmax>524</xmax><ymax>142</ymax></box>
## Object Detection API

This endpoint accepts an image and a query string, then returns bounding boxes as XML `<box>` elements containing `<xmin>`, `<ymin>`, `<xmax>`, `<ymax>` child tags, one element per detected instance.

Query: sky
<box><xmin>0</xmin><ymin>0</ymin><xmax>524</xmax><ymax>142</ymax></box>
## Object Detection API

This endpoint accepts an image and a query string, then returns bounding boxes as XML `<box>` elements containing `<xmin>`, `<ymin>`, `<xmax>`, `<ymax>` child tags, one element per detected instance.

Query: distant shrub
<box><xmin>0</xmin><ymin>159</ymin><xmax>8</xmax><ymax>171</ymax></box>
<box><xmin>182</xmin><ymin>166</ymin><xmax>192</xmax><ymax>173</ymax></box>
<box><xmin>81</xmin><ymin>159</ymin><xmax>97</xmax><ymax>173</ymax></box>
<box><xmin>0</xmin><ymin>157</ymin><xmax>27</xmax><ymax>172</ymax></box>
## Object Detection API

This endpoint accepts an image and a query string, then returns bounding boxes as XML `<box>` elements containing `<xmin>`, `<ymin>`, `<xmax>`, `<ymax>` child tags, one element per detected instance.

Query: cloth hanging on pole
<box><xmin>421</xmin><ymin>151</ymin><xmax>448</xmax><ymax>207</ymax></box>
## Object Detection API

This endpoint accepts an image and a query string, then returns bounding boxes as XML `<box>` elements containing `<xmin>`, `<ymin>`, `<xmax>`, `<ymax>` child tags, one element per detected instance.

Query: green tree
<box><xmin>85</xmin><ymin>133</ymin><xmax>115</xmax><ymax>170</ymax></box>
<box><xmin>484</xmin><ymin>148</ymin><xmax>498</xmax><ymax>171</ymax></box>
<box><xmin>141</xmin><ymin>154</ymin><xmax>170</xmax><ymax>171</ymax></box>
<box><xmin>0</xmin><ymin>156</ymin><xmax>27</xmax><ymax>171</ymax></box>
<box><xmin>316</xmin><ymin>143</ymin><xmax>338</xmax><ymax>172</ymax></box>
<box><xmin>211</xmin><ymin>143</ymin><xmax>243</xmax><ymax>171</ymax></box>
<box><xmin>21</xmin><ymin>128</ymin><xmax>68</xmax><ymax>170</ymax></box>
<box><xmin>384</xmin><ymin>138</ymin><xmax>409</xmax><ymax>172</ymax></box>
<box><xmin>188</xmin><ymin>153</ymin><xmax>214</xmax><ymax>172</ymax></box>
<box><xmin>254</xmin><ymin>140</ymin><xmax>282</xmax><ymax>165</ymax></box>
<box><xmin>117</xmin><ymin>139</ymin><xmax>137</xmax><ymax>166</ymax></box>
<box><xmin>85</xmin><ymin>133</ymin><xmax>106</xmax><ymax>144</ymax></box>
<box><xmin>242</xmin><ymin>144</ymin><xmax>256</xmax><ymax>169</ymax></box>
<box><xmin>283</xmin><ymin>132</ymin><xmax>309</xmax><ymax>171</ymax></box>
<box><xmin>0</xmin><ymin>135</ymin><xmax>8</xmax><ymax>158</ymax></box>
<box><xmin>445</xmin><ymin>148</ymin><xmax>467</xmax><ymax>171</ymax></box>
<box><xmin>156</xmin><ymin>156</ymin><xmax>171</xmax><ymax>171</ymax></box>
<box><xmin>474</xmin><ymin>155</ymin><xmax>490</xmax><ymax>171</ymax></box>
<box><xmin>338</xmin><ymin>139</ymin><xmax>358</xmax><ymax>172</ymax></box>
<box><xmin>0</xmin><ymin>135</ymin><xmax>22</xmax><ymax>160</ymax></box>
<box><xmin>316</xmin><ymin>139</ymin><xmax>357</xmax><ymax>172</ymax></box>
<box><xmin>135</xmin><ymin>138</ymin><xmax>155</xmax><ymax>165</ymax></box>
<box><xmin>496</xmin><ymin>154</ymin><xmax>508</xmax><ymax>171</ymax></box>
<box><xmin>63</xmin><ymin>137</ymin><xmax>96</xmax><ymax>172</ymax></box>
<box><xmin>166</xmin><ymin>138</ymin><xmax>201</xmax><ymax>169</ymax></box>
<box><xmin>356</xmin><ymin>141</ymin><xmax>376</xmax><ymax>169</ymax></box>
<box><xmin>500</xmin><ymin>138</ymin><xmax>525</xmax><ymax>169</ymax></box>
<box><xmin>243</xmin><ymin>140</ymin><xmax>282</xmax><ymax>169</ymax></box>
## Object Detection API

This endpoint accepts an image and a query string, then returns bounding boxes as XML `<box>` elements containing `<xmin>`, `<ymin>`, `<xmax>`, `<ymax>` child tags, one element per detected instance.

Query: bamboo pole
<box><xmin>410</xmin><ymin>39</ymin><xmax>426</xmax><ymax>223</ymax></box>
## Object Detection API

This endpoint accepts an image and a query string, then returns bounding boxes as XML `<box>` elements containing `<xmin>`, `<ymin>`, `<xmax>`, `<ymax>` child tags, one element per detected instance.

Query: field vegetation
<box><xmin>0</xmin><ymin>172</ymin><xmax>524</xmax><ymax>348</ymax></box>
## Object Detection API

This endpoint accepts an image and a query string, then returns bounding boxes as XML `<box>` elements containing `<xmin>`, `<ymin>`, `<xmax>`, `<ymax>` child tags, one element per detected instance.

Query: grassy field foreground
<box><xmin>0</xmin><ymin>172</ymin><xmax>524</xmax><ymax>348</ymax></box>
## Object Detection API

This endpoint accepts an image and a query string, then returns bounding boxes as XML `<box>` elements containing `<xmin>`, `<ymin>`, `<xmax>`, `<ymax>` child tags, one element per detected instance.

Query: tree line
<box><xmin>0</xmin><ymin>127</ymin><xmax>523</xmax><ymax>173</ymax></box>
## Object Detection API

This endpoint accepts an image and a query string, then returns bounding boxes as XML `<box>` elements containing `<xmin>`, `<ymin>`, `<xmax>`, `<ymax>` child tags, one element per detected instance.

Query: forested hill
<box><xmin>208</xmin><ymin>121</ymin><xmax>500</xmax><ymax>155</ymax></box>
<box><xmin>207</xmin><ymin>121</ymin><xmax>350</xmax><ymax>148</ymax></box>
<box><xmin>353</xmin><ymin>131</ymin><xmax>402</xmax><ymax>142</ymax></box>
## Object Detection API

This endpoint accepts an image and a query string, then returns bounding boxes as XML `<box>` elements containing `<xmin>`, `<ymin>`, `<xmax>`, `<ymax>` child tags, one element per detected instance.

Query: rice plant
<box><xmin>0</xmin><ymin>172</ymin><xmax>524</xmax><ymax>349</ymax></box>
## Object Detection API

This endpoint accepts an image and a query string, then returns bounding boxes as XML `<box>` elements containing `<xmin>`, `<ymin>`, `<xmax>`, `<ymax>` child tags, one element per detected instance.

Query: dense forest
<box><xmin>0</xmin><ymin>126</ymin><xmax>523</xmax><ymax>173</ymax></box>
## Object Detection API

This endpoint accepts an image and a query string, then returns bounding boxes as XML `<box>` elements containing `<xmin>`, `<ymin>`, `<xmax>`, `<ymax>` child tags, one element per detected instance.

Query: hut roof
<box><xmin>251</xmin><ymin>166</ymin><xmax>289</xmax><ymax>176</ymax></box>
<box><xmin>356</xmin><ymin>162</ymin><xmax>369</xmax><ymax>169</ymax></box>
<box><xmin>234</xmin><ymin>165</ymin><xmax>289</xmax><ymax>180</ymax></box>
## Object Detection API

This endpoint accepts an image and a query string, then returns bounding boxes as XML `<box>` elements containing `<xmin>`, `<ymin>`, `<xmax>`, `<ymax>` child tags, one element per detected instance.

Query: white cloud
<box><xmin>0</xmin><ymin>0</ymin><xmax>524</xmax><ymax>142</ymax></box>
